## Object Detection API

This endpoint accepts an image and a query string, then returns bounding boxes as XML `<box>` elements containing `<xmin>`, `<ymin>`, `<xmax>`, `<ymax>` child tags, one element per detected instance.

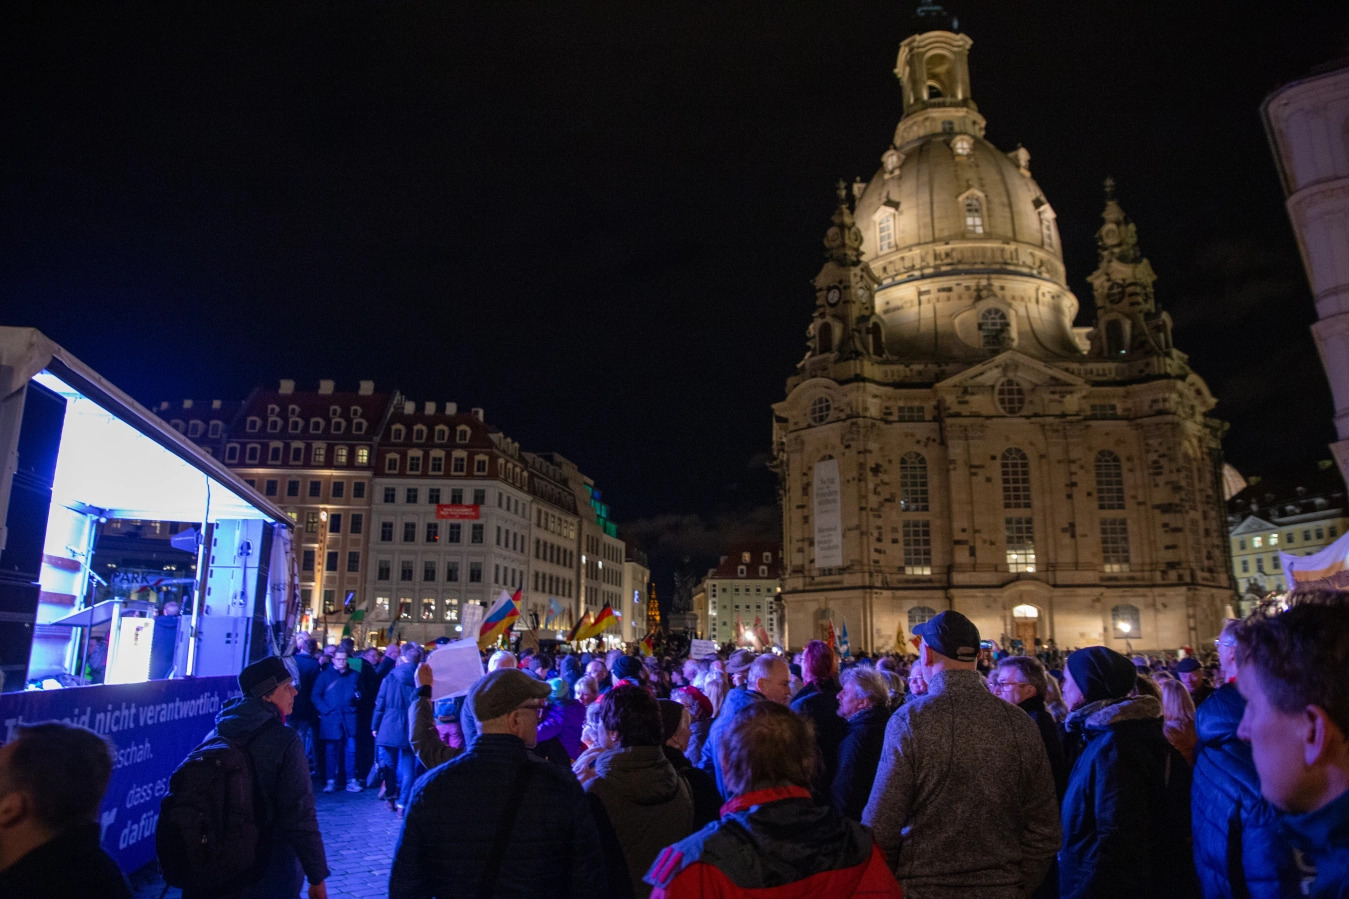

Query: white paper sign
<box><xmin>427</xmin><ymin>638</ymin><xmax>485</xmax><ymax>699</ymax></box>
<box><xmin>689</xmin><ymin>638</ymin><xmax>718</xmax><ymax>660</ymax></box>
<box><xmin>461</xmin><ymin>603</ymin><xmax>485</xmax><ymax>640</ymax></box>
<box><xmin>813</xmin><ymin>458</ymin><xmax>844</xmax><ymax>569</ymax></box>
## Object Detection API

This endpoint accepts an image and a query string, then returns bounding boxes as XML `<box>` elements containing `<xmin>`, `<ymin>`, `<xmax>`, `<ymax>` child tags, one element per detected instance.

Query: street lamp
<box><xmin>1117</xmin><ymin>619</ymin><xmax>1132</xmax><ymax>654</ymax></box>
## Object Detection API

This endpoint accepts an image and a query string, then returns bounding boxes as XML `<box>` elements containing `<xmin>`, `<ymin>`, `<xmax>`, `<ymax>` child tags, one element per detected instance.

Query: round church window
<box><xmin>995</xmin><ymin>379</ymin><xmax>1026</xmax><ymax>415</ymax></box>
<box><xmin>809</xmin><ymin>396</ymin><xmax>832</xmax><ymax>424</ymax></box>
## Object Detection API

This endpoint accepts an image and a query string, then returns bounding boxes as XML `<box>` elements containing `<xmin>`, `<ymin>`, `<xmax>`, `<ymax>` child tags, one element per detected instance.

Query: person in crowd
<box><xmin>791</xmin><ymin>640</ymin><xmax>847</xmax><ymax>796</ymax></box>
<box><xmin>199</xmin><ymin>657</ymin><xmax>329</xmax><ymax>898</ymax></box>
<box><xmin>680</xmin><ymin>658</ymin><xmax>703</xmax><ymax>689</ymax></box>
<box><xmin>390</xmin><ymin>668</ymin><xmax>614</xmax><ymax>897</ymax></box>
<box><xmin>645</xmin><ymin>702</ymin><xmax>901</xmax><ymax>898</ymax></box>
<box><xmin>574</xmin><ymin>675</ymin><xmax>600</xmax><ymax>707</ymax></box>
<box><xmin>459</xmin><ymin>649</ymin><xmax>520</xmax><ymax>747</ymax></box>
<box><xmin>1192</xmin><ymin>618</ymin><xmax>1300</xmax><ymax>898</ymax></box>
<box><xmin>290</xmin><ymin>638</ymin><xmax>322</xmax><ymax>777</ymax></box>
<box><xmin>724</xmin><ymin>648</ymin><xmax>755</xmax><ymax>689</ymax></box>
<box><xmin>376</xmin><ymin>642</ymin><xmax>398</xmax><ymax>679</ymax></box>
<box><xmin>658</xmin><ymin>698</ymin><xmax>720</xmax><ymax>829</ymax></box>
<box><xmin>407</xmin><ymin>664</ymin><xmax>465</xmax><ymax>771</ymax></box>
<box><xmin>1158</xmin><ymin>676</ymin><xmax>1198</xmax><ymax>766</ymax></box>
<box><xmin>670</xmin><ymin>685</ymin><xmax>713</xmax><ymax>766</ymax></box>
<box><xmin>576</xmin><ymin>685</ymin><xmax>694</xmax><ymax>898</ymax></box>
<box><xmin>0</xmin><ymin>722</ymin><xmax>133</xmax><ymax>897</ymax></box>
<box><xmin>832</xmin><ymin>666</ymin><xmax>892</xmax><ymax>821</ymax></box>
<box><xmin>906</xmin><ymin>661</ymin><xmax>928</xmax><ymax>697</ymax></box>
<box><xmin>701</xmin><ymin>654</ymin><xmax>791</xmax><ymax>796</ymax></box>
<box><xmin>864</xmin><ymin>611</ymin><xmax>1059</xmax><ymax>897</ymax></box>
<box><xmin>527</xmin><ymin>652</ymin><xmax>554</xmax><ymax>681</ymax></box>
<box><xmin>1177</xmin><ymin>657</ymin><xmax>1214</xmax><ymax>709</ymax></box>
<box><xmin>1133</xmin><ymin>673</ymin><xmax>1163</xmax><ymax>701</ymax></box>
<box><xmin>294</xmin><ymin>630</ymin><xmax>311</xmax><ymax>654</ymax></box>
<box><xmin>561</xmin><ymin>654</ymin><xmax>584</xmax><ymax>692</ymax></box>
<box><xmin>1059</xmin><ymin>646</ymin><xmax>1196</xmax><ymax>898</ymax></box>
<box><xmin>149</xmin><ymin>598</ymin><xmax>182</xmax><ymax>679</ymax></box>
<box><xmin>993</xmin><ymin>655</ymin><xmax>1067</xmax><ymax>800</ymax></box>
<box><xmin>312</xmin><ymin>648</ymin><xmax>362</xmax><ymax>792</ymax></box>
<box><xmin>536</xmin><ymin>676</ymin><xmax>587</xmax><ymax>765</ymax></box>
<box><xmin>355</xmin><ymin>646</ymin><xmax>381</xmax><ymax>787</ymax></box>
<box><xmin>373</xmin><ymin>642</ymin><xmax>423</xmax><ymax>813</ymax></box>
<box><xmin>579</xmin><ymin>698</ymin><xmax>606</xmax><ymax>752</ymax></box>
<box><xmin>1042</xmin><ymin>673</ymin><xmax>1068</xmax><ymax>724</ymax></box>
<box><xmin>787</xmin><ymin>661</ymin><xmax>805</xmax><ymax>698</ymax></box>
<box><xmin>699</xmin><ymin>669</ymin><xmax>730</xmax><ymax>719</ymax></box>
<box><xmin>611</xmin><ymin>655</ymin><xmax>646</xmax><ymax>690</ymax></box>
<box><xmin>1234</xmin><ymin>596</ymin><xmax>1349</xmax><ymax>898</ymax></box>
<box><xmin>586</xmin><ymin>658</ymin><xmax>611</xmax><ymax>693</ymax></box>
<box><xmin>695</xmin><ymin>651</ymin><xmax>754</xmax><ymax>775</ymax></box>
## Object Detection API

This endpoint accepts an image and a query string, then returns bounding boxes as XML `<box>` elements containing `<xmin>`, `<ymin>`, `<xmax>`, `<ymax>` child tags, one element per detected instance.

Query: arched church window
<box><xmin>899</xmin><ymin>452</ymin><xmax>928</xmax><ymax>511</ymax></box>
<box><xmin>1095</xmin><ymin>451</ymin><xmax>1125</xmax><ymax>510</ymax></box>
<box><xmin>1111</xmin><ymin>604</ymin><xmax>1141</xmax><ymax>639</ymax></box>
<box><xmin>979</xmin><ymin>308</ymin><xmax>1009</xmax><ymax>349</ymax></box>
<box><xmin>908</xmin><ymin>605</ymin><xmax>937</xmax><ymax>629</ymax></box>
<box><xmin>869</xmin><ymin>321</ymin><xmax>885</xmax><ymax>356</ymax></box>
<box><xmin>809</xmin><ymin>396</ymin><xmax>832</xmax><ymax>425</ymax></box>
<box><xmin>926</xmin><ymin>82</ymin><xmax>944</xmax><ymax>100</ymax></box>
<box><xmin>995</xmin><ymin>379</ymin><xmax>1026</xmax><ymax>415</ymax></box>
<box><xmin>964</xmin><ymin>196</ymin><xmax>984</xmax><ymax>234</ymax></box>
<box><xmin>877</xmin><ymin>212</ymin><xmax>896</xmax><ymax>252</ymax></box>
<box><xmin>1001</xmin><ymin>448</ymin><xmax>1031</xmax><ymax>508</ymax></box>
<box><xmin>817</xmin><ymin>321</ymin><xmax>833</xmax><ymax>354</ymax></box>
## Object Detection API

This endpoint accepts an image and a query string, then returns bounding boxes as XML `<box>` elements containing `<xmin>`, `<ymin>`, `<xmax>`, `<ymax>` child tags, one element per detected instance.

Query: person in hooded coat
<box><xmin>371</xmin><ymin>642</ymin><xmax>422</xmax><ymax>812</ymax></box>
<box><xmin>1059</xmin><ymin>646</ymin><xmax>1197</xmax><ymax>899</ymax></box>
<box><xmin>576</xmin><ymin>685</ymin><xmax>694</xmax><ymax>899</ymax></box>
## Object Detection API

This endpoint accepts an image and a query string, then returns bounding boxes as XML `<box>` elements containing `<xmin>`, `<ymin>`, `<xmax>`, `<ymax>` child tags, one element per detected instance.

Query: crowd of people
<box><xmin>0</xmin><ymin>593</ymin><xmax>1344</xmax><ymax>898</ymax></box>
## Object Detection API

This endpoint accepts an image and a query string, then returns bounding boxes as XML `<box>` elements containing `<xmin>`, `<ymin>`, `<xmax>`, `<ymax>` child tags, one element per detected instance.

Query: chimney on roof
<box><xmin>211</xmin><ymin>399</ymin><xmax>221</xmax><ymax>409</ymax></box>
<box><xmin>279</xmin><ymin>379</ymin><xmax>295</xmax><ymax>394</ymax></box>
<box><xmin>183</xmin><ymin>399</ymin><xmax>193</xmax><ymax>409</ymax></box>
<box><xmin>445</xmin><ymin>402</ymin><xmax>457</xmax><ymax>414</ymax></box>
<box><xmin>317</xmin><ymin>379</ymin><xmax>335</xmax><ymax>395</ymax></box>
<box><xmin>424</xmin><ymin>401</ymin><xmax>435</xmax><ymax>414</ymax></box>
<box><xmin>472</xmin><ymin>407</ymin><xmax>484</xmax><ymax>421</ymax></box>
<box><xmin>404</xmin><ymin>401</ymin><xmax>415</xmax><ymax>414</ymax></box>
<box><xmin>358</xmin><ymin>380</ymin><xmax>374</xmax><ymax>396</ymax></box>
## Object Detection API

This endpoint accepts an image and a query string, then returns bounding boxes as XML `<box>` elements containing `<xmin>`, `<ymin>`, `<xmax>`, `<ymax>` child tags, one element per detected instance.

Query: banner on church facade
<box><xmin>813</xmin><ymin>458</ymin><xmax>843</xmax><ymax>569</ymax></box>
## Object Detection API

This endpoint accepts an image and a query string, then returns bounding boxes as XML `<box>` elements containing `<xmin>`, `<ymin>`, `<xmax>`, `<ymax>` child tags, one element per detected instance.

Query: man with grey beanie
<box><xmin>389</xmin><ymin>668</ymin><xmax>616</xmax><ymax>897</ymax></box>
<box><xmin>863</xmin><ymin>611</ymin><xmax>1059</xmax><ymax>898</ymax></box>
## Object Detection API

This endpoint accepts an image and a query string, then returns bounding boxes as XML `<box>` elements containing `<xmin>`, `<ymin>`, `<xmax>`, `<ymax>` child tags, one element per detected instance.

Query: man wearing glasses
<box><xmin>991</xmin><ymin>656</ymin><xmax>1066</xmax><ymax>802</ymax></box>
<box><xmin>390</xmin><ymin>668</ymin><xmax>613</xmax><ymax>897</ymax></box>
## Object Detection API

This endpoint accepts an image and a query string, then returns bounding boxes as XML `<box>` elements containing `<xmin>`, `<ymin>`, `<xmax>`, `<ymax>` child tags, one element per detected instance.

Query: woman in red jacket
<box><xmin>644</xmin><ymin>702</ymin><xmax>901</xmax><ymax>898</ymax></box>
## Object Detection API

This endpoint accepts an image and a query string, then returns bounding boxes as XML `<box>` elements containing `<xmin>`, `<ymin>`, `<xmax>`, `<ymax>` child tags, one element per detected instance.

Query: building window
<box><xmin>245</xmin><ymin>445</ymin><xmax>260</xmax><ymax>463</ymax></box>
<box><xmin>391</xmin><ymin>425</ymin><xmax>405</xmax><ymax>442</ymax></box>
<box><xmin>809</xmin><ymin>396</ymin><xmax>832</xmax><ymax>424</ymax></box>
<box><xmin>325</xmin><ymin>551</ymin><xmax>338</xmax><ymax>572</ymax></box>
<box><xmin>877</xmin><ymin>212</ymin><xmax>896</xmax><ymax>252</ymax></box>
<box><xmin>226</xmin><ymin>444</ymin><xmax>240</xmax><ymax>463</ymax></box>
<box><xmin>446</xmin><ymin>561</ymin><xmax>459</xmax><ymax>583</ymax></box>
<box><xmin>452</xmin><ymin>455</ymin><xmax>466</xmax><ymax>474</ymax></box>
<box><xmin>1001</xmin><ymin>448</ymin><xmax>1031</xmax><ymax>508</ymax></box>
<box><xmin>268</xmin><ymin>445</ymin><xmax>282</xmax><ymax>464</ymax></box>
<box><xmin>400</xmin><ymin>561</ymin><xmax>414</xmax><ymax>582</ymax></box>
<box><xmin>346</xmin><ymin>552</ymin><xmax>360</xmax><ymax>573</ymax></box>
<box><xmin>375</xmin><ymin>595</ymin><xmax>390</xmax><ymax>617</ymax></box>
<box><xmin>350</xmin><ymin>513</ymin><xmax>363</xmax><ymax>535</ymax></box>
<box><xmin>329</xmin><ymin>514</ymin><xmax>342</xmax><ymax>534</ymax></box>
<box><xmin>286</xmin><ymin>479</ymin><xmax>300</xmax><ymax>497</ymax></box>
<box><xmin>430</xmin><ymin>454</ymin><xmax>444</xmax><ymax>474</ymax></box>
<box><xmin>474</xmin><ymin>456</ymin><xmax>488</xmax><ymax>474</ymax></box>
<box><xmin>471</xmin><ymin>524</ymin><xmax>484</xmax><ymax>544</ymax></box>
<box><xmin>1095</xmin><ymin>451</ymin><xmax>1125</xmax><ymax>510</ymax></box>
<box><xmin>469</xmin><ymin>562</ymin><xmax>483</xmax><ymax>583</ymax></box>
<box><xmin>979</xmin><ymin>308</ymin><xmax>1009</xmax><ymax>349</ymax></box>
<box><xmin>1240</xmin><ymin>559</ymin><xmax>1249</xmax><ymax>574</ymax></box>
<box><xmin>353</xmin><ymin>482</ymin><xmax>366</xmax><ymax>499</ymax></box>
<box><xmin>426</xmin><ymin>522</ymin><xmax>439</xmax><ymax>543</ymax></box>
<box><xmin>323</xmin><ymin>590</ymin><xmax>336</xmax><ymax>614</ymax></box>
<box><xmin>902</xmin><ymin>520</ymin><xmax>932</xmax><ymax>574</ymax></box>
<box><xmin>310</xmin><ymin>444</ymin><xmax>325</xmax><ymax>464</ymax></box>
<box><xmin>444</xmin><ymin>598</ymin><xmax>458</xmax><ymax>621</ymax></box>
<box><xmin>420</xmin><ymin>597</ymin><xmax>435</xmax><ymax>620</ymax></box>
<box><xmin>310</xmin><ymin>418</ymin><xmax>324</xmax><ymax>434</ymax></box>
<box><xmin>398</xmin><ymin>598</ymin><xmax>412</xmax><ymax>620</ymax></box>
<box><xmin>473</xmin><ymin>489</ymin><xmax>486</xmax><ymax>505</ymax></box>
<box><xmin>385</xmin><ymin>455</ymin><xmax>399</xmax><ymax>474</ymax></box>
<box><xmin>423</xmin><ymin>562</ymin><xmax>436</xmax><ymax>582</ymax></box>
<box><xmin>1005</xmin><ymin>516</ymin><xmax>1036</xmax><ymax>572</ymax></box>
<box><xmin>434</xmin><ymin>425</ymin><xmax>448</xmax><ymax>442</ymax></box>
<box><xmin>1101</xmin><ymin>517</ymin><xmax>1131</xmax><ymax>572</ymax></box>
<box><xmin>428</xmin><ymin>488</ymin><xmax>441</xmax><ymax>504</ymax></box>
<box><xmin>352</xmin><ymin>420</ymin><xmax>367</xmax><ymax>436</ymax></box>
<box><xmin>406</xmin><ymin>488</ymin><xmax>419</xmax><ymax>504</ymax></box>
<box><xmin>413</xmin><ymin>425</ymin><xmax>427</xmax><ymax>442</ymax></box>
<box><xmin>402</xmin><ymin>522</ymin><xmax>416</xmax><ymax>542</ymax></box>
<box><xmin>964</xmin><ymin>196</ymin><xmax>984</xmax><ymax>233</ymax></box>
<box><xmin>908</xmin><ymin>605</ymin><xmax>936</xmax><ymax>629</ymax></box>
<box><xmin>383</xmin><ymin>487</ymin><xmax>396</xmax><ymax>503</ymax></box>
<box><xmin>267</xmin><ymin>418</ymin><xmax>282</xmax><ymax>434</ymax></box>
<box><xmin>334</xmin><ymin>446</ymin><xmax>349</xmax><ymax>465</ymax></box>
<box><xmin>305</xmin><ymin>511</ymin><xmax>320</xmax><ymax>532</ymax></box>
<box><xmin>408</xmin><ymin>454</ymin><xmax>422</xmax><ymax>473</ymax></box>
<box><xmin>377</xmin><ymin>560</ymin><xmax>390</xmax><ymax>581</ymax></box>
<box><xmin>457</xmin><ymin>426</ymin><xmax>470</xmax><ymax>443</ymax></box>
<box><xmin>448</xmin><ymin>523</ymin><xmax>462</xmax><ymax>543</ymax></box>
<box><xmin>995</xmin><ymin>379</ymin><xmax>1026</xmax><ymax>415</ymax></box>
<box><xmin>1269</xmin><ymin>533</ymin><xmax>1279</xmax><ymax>546</ymax></box>
<box><xmin>264</xmin><ymin>479</ymin><xmax>278</xmax><ymax>497</ymax></box>
<box><xmin>899</xmin><ymin>452</ymin><xmax>928</xmax><ymax>511</ymax></box>
<box><xmin>301</xmin><ymin>549</ymin><xmax>315</xmax><ymax>572</ymax></box>
<box><xmin>1111</xmin><ymin>604</ymin><xmax>1141</xmax><ymax>639</ymax></box>
<box><xmin>289</xmin><ymin>419</ymin><xmax>302</xmax><ymax>434</ymax></box>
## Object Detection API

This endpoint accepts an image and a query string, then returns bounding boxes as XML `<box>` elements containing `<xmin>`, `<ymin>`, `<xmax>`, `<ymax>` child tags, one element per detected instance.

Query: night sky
<box><xmin>4</xmin><ymin>3</ymin><xmax>1348</xmax><ymax>596</ymax></box>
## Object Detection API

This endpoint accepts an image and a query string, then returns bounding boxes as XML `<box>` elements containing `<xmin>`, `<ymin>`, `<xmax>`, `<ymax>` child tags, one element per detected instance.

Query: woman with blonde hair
<box><xmin>699</xmin><ymin>669</ymin><xmax>731</xmax><ymax>719</ymax></box>
<box><xmin>1158</xmin><ymin>676</ymin><xmax>1198</xmax><ymax>765</ymax></box>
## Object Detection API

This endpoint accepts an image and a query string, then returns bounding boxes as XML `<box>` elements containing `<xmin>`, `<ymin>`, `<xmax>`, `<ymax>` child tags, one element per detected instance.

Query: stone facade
<box><xmin>772</xmin><ymin>20</ymin><xmax>1234</xmax><ymax>654</ymax></box>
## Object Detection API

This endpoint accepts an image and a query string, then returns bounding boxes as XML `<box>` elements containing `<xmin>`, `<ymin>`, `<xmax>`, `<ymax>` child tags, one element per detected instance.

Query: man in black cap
<box><xmin>1175</xmin><ymin>656</ymin><xmax>1213</xmax><ymax>708</ymax></box>
<box><xmin>863</xmin><ymin>610</ymin><xmax>1059</xmax><ymax>897</ymax></box>
<box><xmin>199</xmin><ymin>655</ymin><xmax>329</xmax><ymax>898</ymax></box>
<box><xmin>1058</xmin><ymin>646</ymin><xmax>1195</xmax><ymax>898</ymax></box>
<box><xmin>389</xmin><ymin>668</ymin><xmax>613</xmax><ymax>897</ymax></box>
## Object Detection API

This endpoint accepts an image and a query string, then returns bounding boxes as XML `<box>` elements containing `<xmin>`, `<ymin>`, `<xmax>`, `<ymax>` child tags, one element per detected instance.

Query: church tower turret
<box><xmin>893</xmin><ymin>4</ymin><xmax>986</xmax><ymax>147</ymax></box>
<box><xmin>804</xmin><ymin>182</ymin><xmax>884</xmax><ymax>362</ymax></box>
<box><xmin>1086</xmin><ymin>178</ymin><xmax>1176</xmax><ymax>357</ymax></box>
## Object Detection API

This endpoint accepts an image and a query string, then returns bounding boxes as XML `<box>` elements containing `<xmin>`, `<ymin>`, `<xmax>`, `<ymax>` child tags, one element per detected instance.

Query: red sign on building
<box><xmin>435</xmin><ymin>504</ymin><xmax>480</xmax><ymax>520</ymax></box>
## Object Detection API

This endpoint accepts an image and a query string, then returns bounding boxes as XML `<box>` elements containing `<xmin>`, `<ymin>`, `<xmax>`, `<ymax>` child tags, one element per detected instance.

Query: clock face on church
<box><xmin>826</xmin><ymin>286</ymin><xmax>841</xmax><ymax>306</ymax></box>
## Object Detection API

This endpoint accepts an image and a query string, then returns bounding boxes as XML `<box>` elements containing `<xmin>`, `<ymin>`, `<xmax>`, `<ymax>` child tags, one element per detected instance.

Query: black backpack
<box><xmin>155</xmin><ymin>723</ymin><xmax>273</xmax><ymax>894</ymax></box>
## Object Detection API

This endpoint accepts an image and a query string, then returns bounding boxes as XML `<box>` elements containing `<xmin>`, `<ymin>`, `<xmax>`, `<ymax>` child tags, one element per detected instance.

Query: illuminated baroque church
<box><xmin>771</xmin><ymin>9</ymin><xmax>1233</xmax><ymax>653</ymax></box>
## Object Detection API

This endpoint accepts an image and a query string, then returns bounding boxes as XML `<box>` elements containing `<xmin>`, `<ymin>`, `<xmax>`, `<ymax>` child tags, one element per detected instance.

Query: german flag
<box><xmin>582</xmin><ymin>603</ymin><xmax>617</xmax><ymax>640</ymax></box>
<box><xmin>566</xmin><ymin>612</ymin><xmax>592</xmax><ymax>643</ymax></box>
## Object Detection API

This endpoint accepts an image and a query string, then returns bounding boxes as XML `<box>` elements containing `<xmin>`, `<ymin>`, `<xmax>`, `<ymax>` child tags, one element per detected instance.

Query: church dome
<box><xmin>852</xmin><ymin>131</ymin><xmax>1065</xmax><ymax>287</ymax></box>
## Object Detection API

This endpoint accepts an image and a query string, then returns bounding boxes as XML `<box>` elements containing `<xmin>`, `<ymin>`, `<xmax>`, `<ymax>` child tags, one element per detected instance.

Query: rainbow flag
<box><xmin>581</xmin><ymin>603</ymin><xmax>617</xmax><ymax>640</ymax></box>
<box><xmin>478</xmin><ymin>589</ymin><xmax>521</xmax><ymax>648</ymax></box>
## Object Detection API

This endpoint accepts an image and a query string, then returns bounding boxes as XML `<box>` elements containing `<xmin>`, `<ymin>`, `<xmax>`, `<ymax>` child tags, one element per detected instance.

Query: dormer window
<box><xmin>288</xmin><ymin>418</ymin><xmax>302</xmax><ymax>433</ymax></box>
<box><xmin>209</xmin><ymin>421</ymin><xmax>222</xmax><ymax>438</ymax></box>
<box><xmin>434</xmin><ymin>425</ymin><xmax>448</xmax><ymax>443</ymax></box>
<box><xmin>964</xmin><ymin>196</ymin><xmax>984</xmax><ymax>234</ymax></box>
<box><xmin>350</xmin><ymin>406</ymin><xmax>362</xmax><ymax>418</ymax></box>
<box><xmin>310</xmin><ymin>418</ymin><xmax>324</xmax><ymax>433</ymax></box>
<box><xmin>329</xmin><ymin>405</ymin><xmax>341</xmax><ymax>418</ymax></box>
<box><xmin>246</xmin><ymin>417</ymin><xmax>260</xmax><ymax>433</ymax></box>
<box><xmin>188</xmin><ymin>421</ymin><xmax>204</xmax><ymax>438</ymax></box>
<box><xmin>288</xmin><ymin>404</ymin><xmax>300</xmax><ymax>417</ymax></box>
<box><xmin>267</xmin><ymin>418</ymin><xmax>282</xmax><ymax>433</ymax></box>
<box><xmin>352</xmin><ymin>420</ymin><xmax>367</xmax><ymax>435</ymax></box>
<box><xmin>456</xmin><ymin>426</ymin><xmax>471</xmax><ymax>443</ymax></box>
<box><xmin>412</xmin><ymin>425</ymin><xmax>427</xmax><ymax>442</ymax></box>
<box><xmin>979</xmin><ymin>308</ymin><xmax>1010</xmax><ymax>349</ymax></box>
<box><xmin>331</xmin><ymin>419</ymin><xmax>345</xmax><ymax>435</ymax></box>
<box><xmin>267</xmin><ymin>404</ymin><xmax>279</xmax><ymax>416</ymax></box>
<box><xmin>390</xmin><ymin>424</ymin><xmax>406</xmax><ymax>442</ymax></box>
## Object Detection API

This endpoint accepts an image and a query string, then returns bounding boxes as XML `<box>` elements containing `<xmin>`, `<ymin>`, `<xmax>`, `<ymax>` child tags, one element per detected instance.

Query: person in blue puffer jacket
<box><xmin>372</xmin><ymin>642</ymin><xmax>423</xmax><ymax>813</ymax></box>
<box><xmin>1192</xmin><ymin>619</ymin><xmax>1300</xmax><ymax>898</ymax></box>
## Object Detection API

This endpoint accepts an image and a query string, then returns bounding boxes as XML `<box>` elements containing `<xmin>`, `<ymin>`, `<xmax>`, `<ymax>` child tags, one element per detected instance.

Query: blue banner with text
<box><xmin>0</xmin><ymin>676</ymin><xmax>240</xmax><ymax>874</ymax></box>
